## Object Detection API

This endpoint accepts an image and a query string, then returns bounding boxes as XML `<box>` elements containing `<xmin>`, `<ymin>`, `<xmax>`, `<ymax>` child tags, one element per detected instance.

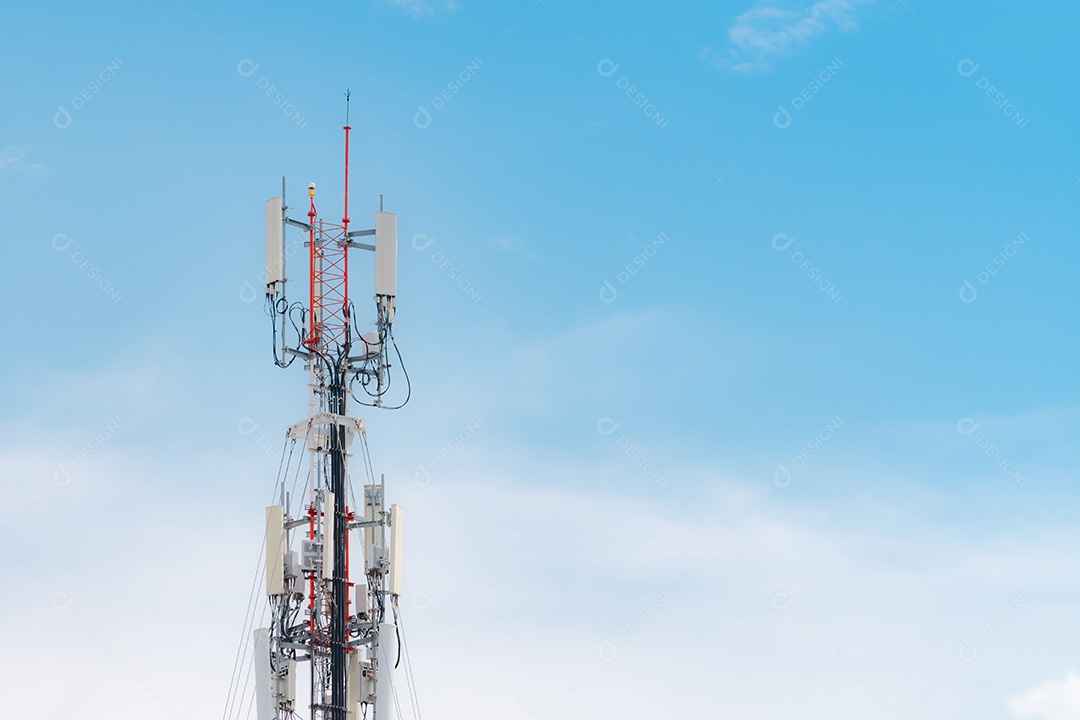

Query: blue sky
<box><xmin>3</xmin><ymin>1</ymin><xmax>1080</xmax><ymax>718</ymax></box>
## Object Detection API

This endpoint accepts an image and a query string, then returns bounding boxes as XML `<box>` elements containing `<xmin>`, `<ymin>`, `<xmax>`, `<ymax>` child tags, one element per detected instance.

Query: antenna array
<box><xmin>252</xmin><ymin>101</ymin><xmax>409</xmax><ymax>720</ymax></box>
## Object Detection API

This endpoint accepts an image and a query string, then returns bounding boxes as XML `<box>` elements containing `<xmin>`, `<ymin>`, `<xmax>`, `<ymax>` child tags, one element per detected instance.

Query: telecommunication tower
<box><xmin>247</xmin><ymin>95</ymin><xmax>412</xmax><ymax>720</ymax></box>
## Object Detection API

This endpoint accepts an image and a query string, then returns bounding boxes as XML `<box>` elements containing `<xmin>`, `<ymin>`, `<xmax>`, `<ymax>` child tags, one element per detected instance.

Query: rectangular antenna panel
<box><xmin>389</xmin><ymin>504</ymin><xmax>404</xmax><ymax>596</ymax></box>
<box><xmin>375</xmin><ymin>212</ymin><xmax>397</xmax><ymax>297</ymax></box>
<box><xmin>266</xmin><ymin>197</ymin><xmax>285</xmax><ymax>285</ymax></box>
<box><xmin>265</xmin><ymin>505</ymin><xmax>285</xmax><ymax>595</ymax></box>
<box><xmin>322</xmin><ymin>491</ymin><xmax>335</xmax><ymax>581</ymax></box>
<box><xmin>253</xmin><ymin>628</ymin><xmax>273</xmax><ymax>720</ymax></box>
<box><xmin>355</xmin><ymin>577</ymin><xmax>370</xmax><ymax>616</ymax></box>
<box><xmin>348</xmin><ymin>652</ymin><xmax>362</xmax><ymax>712</ymax></box>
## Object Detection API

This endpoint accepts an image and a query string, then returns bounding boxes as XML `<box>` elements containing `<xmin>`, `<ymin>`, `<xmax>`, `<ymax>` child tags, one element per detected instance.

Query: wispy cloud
<box><xmin>0</xmin><ymin>145</ymin><xmax>46</xmax><ymax>176</ymax></box>
<box><xmin>705</xmin><ymin>0</ymin><xmax>873</xmax><ymax>73</ymax></box>
<box><xmin>385</xmin><ymin>0</ymin><xmax>461</xmax><ymax>18</ymax></box>
<box><xmin>1011</xmin><ymin>670</ymin><xmax>1080</xmax><ymax>720</ymax></box>
<box><xmin>491</xmin><ymin>235</ymin><xmax>522</xmax><ymax>252</ymax></box>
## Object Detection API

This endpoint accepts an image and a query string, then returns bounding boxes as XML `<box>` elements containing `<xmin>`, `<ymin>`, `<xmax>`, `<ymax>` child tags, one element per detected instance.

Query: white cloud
<box><xmin>708</xmin><ymin>0</ymin><xmax>872</xmax><ymax>73</ymax></box>
<box><xmin>1012</xmin><ymin>671</ymin><xmax>1080</xmax><ymax>720</ymax></box>
<box><xmin>9</xmin><ymin>354</ymin><xmax>1080</xmax><ymax>719</ymax></box>
<box><xmin>0</xmin><ymin>145</ymin><xmax>46</xmax><ymax>176</ymax></box>
<box><xmin>3</xmin><ymin>413</ymin><xmax>1080</xmax><ymax>720</ymax></box>
<box><xmin>385</xmin><ymin>0</ymin><xmax>461</xmax><ymax>17</ymax></box>
<box><xmin>491</xmin><ymin>235</ymin><xmax>522</xmax><ymax>252</ymax></box>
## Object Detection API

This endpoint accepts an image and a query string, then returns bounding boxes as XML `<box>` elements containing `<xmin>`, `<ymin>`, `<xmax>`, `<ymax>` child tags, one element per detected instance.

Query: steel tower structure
<box><xmin>253</xmin><ymin>98</ymin><xmax>407</xmax><ymax>720</ymax></box>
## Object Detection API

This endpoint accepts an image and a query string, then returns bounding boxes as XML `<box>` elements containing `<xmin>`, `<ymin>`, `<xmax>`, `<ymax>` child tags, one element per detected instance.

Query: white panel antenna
<box><xmin>375</xmin><ymin>212</ymin><xmax>397</xmax><ymax>298</ymax></box>
<box><xmin>375</xmin><ymin>620</ymin><xmax>399</xmax><ymax>720</ymax></box>
<box><xmin>253</xmin><ymin>628</ymin><xmax>274</xmax><ymax>720</ymax></box>
<box><xmin>389</xmin><ymin>504</ymin><xmax>404</xmax><ymax>597</ymax></box>
<box><xmin>265</xmin><ymin>197</ymin><xmax>285</xmax><ymax>286</ymax></box>
<box><xmin>265</xmin><ymin>505</ymin><xmax>285</xmax><ymax>596</ymax></box>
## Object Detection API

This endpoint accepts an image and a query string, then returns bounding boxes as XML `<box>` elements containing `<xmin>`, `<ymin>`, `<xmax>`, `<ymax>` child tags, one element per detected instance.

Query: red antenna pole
<box><xmin>302</xmin><ymin>92</ymin><xmax>354</xmax><ymax>355</ymax></box>
<box><xmin>343</xmin><ymin>90</ymin><xmax>351</xmax><ymax>232</ymax></box>
<box><xmin>307</xmin><ymin>183</ymin><xmax>318</xmax><ymax>349</ymax></box>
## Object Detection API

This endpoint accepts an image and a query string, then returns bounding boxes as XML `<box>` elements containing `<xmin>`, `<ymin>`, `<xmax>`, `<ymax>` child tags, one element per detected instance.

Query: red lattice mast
<box><xmin>303</xmin><ymin>123</ymin><xmax>353</xmax><ymax>357</ymax></box>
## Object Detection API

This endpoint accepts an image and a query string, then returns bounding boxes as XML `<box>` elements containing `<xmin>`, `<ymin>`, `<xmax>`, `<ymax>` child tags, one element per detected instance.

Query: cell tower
<box><xmin>250</xmin><ymin>95</ymin><xmax>410</xmax><ymax>720</ymax></box>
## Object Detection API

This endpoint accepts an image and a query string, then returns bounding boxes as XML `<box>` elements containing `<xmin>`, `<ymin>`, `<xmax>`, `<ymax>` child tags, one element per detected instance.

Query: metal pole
<box><xmin>330</xmin><ymin>366</ymin><xmax>348</xmax><ymax>720</ymax></box>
